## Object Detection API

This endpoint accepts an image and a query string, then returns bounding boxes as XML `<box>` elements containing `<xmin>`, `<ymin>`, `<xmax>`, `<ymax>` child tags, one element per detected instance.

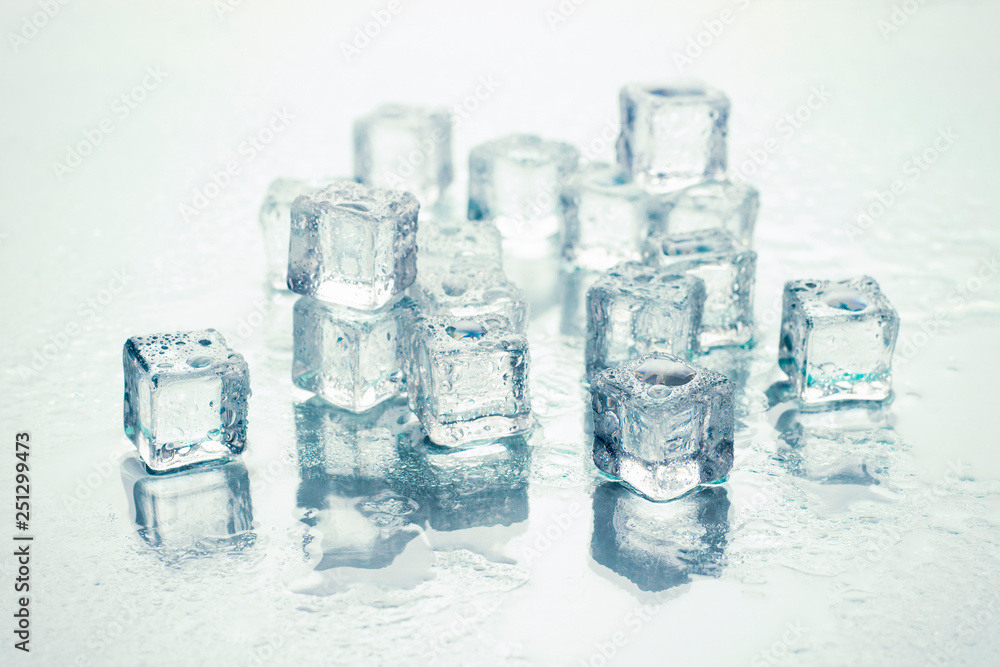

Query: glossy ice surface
<box><xmin>5</xmin><ymin>3</ymin><xmax>1000</xmax><ymax>665</ymax></box>
<box><xmin>408</xmin><ymin>315</ymin><xmax>531</xmax><ymax>446</ymax></box>
<box><xmin>287</xmin><ymin>181</ymin><xmax>419</xmax><ymax>309</ymax></box>
<box><xmin>468</xmin><ymin>133</ymin><xmax>579</xmax><ymax>241</ymax></box>
<box><xmin>122</xmin><ymin>329</ymin><xmax>250</xmax><ymax>472</ymax></box>
<box><xmin>590</xmin><ymin>353</ymin><xmax>735</xmax><ymax>501</ymax></box>
<box><xmin>617</xmin><ymin>82</ymin><xmax>729</xmax><ymax>192</ymax></box>
<box><xmin>353</xmin><ymin>104</ymin><xmax>453</xmax><ymax>207</ymax></box>
<box><xmin>779</xmin><ymin>276</ymin><xmax>899</xmax><ymax>403</ymax></box>
<box><xmin>643</xmin><ymin>229</ymin><xmax>757</xmax><ymax>348</ymax></box>
<box><xmin>292</xmin><ymin>295</ymin><xmax>417</xmax><ymax>412</ymax></box>
<box><xmin>585</xmin><ymin>262</ymin><xmax>706</xmax><ymax>379</ymax></box>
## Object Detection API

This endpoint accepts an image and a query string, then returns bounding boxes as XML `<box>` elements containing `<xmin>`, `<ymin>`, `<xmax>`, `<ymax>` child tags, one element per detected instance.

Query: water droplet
<box><xmin>187</xmin><ymin>355</ymin><xmax>213</xmax><ymax>368</ymax></box>
<box><xmin>198</xmin><ymin>339</ymin><xmax>212</xmax><ymax>346</ymax></box>
<box><xmin>633</xmin><ymin>358</ymin><xmax>696</xmax><ymax>387</ymax></box>
<box><xmin>158</xmin><ymin>362</ymin><xmax>173</xmax><ymax>369</ymax></box>
<box><xmin>647</xmin><ymin>385</ymin><xmax>672</xmax><ymax>398</ymax></box>
<box><xmin>824</xmin><ymin>288</ymin><xmax>867</xmax><ymax>311</ymax></box>
<box><xmin>446</xmin><ymin>320</ymin><xmax>486</xmax><ymax>339</ymax></box>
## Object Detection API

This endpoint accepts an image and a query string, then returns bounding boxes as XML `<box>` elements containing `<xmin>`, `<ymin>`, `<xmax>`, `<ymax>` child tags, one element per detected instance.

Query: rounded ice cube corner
<box><xmin>589</xmin><ymin>352</ymin><xmax>734</xmax><ymax>502</ymax></box>
<box><xmin>122</xmin><ymin>328</ymin><xmax>251</xmax><ymax>473</ymax></box>
<box><xmin>778</xmin><ymin>276</ymin><xmax>899</xmax><ymax>405</ymax></box>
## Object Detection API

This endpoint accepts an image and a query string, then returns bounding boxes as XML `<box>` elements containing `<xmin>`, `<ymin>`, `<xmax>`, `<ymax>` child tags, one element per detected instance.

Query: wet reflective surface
<box><xmin>4</xmin><ymin>3</ymin><xmax>1000</xmax><ymax>665</ymax></box>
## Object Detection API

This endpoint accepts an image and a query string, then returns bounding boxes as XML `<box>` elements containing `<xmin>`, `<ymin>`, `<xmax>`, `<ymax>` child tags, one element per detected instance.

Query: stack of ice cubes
<box><xmin>279</xmin><ymin>115</ymin><xmax>532</xmax><ymax>448</ymax></box>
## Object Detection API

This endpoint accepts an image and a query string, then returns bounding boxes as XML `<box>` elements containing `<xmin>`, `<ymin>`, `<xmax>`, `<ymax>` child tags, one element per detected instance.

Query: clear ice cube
<box><xmin>646</xmin><ymin>180</ymin><xmax>758</xmax><ymax>247</ymax></box>
<box><xmin>617</xmin><ymin>82</ymin><xmax>729</xmax><ymax>192</ymax></box>
<box><xmin>417</xmin><ymin>218</ymin><xmax>505</xmax><ymax>276</ymax></box>
<box><xmin>585</xmin><ymin>262</ymin><xmax>706</xmax><ymax>380</ymax></box>
<box><xmin>292</xmin><ymin>295</ymin><xmax>417</xmax><ymax>412</ymax></box>
<box><xmin>353</xmin><ymin>104</ymin><xmax>453</xmax><ymax>207</ymax></box>
<box><xmin>407</xmin><ymin>315</ymin><xmax>531</xmax><ymax>447</ymax></box>
<box><xmin>120</xmin><ymin>454</ymin><xmax>253</xmax><ymax>548</ymax></box>
<box><xmin>414</xmin><ymin>219</ymin><xmax>529</xmax><ymax>331</ymax></box>
<box><xmin>287</xmin><ymin>181</ymin><xmax>419</xmax><ymax>310</ymax></box>
<box><xmin>642</xmin><ymin>229</ymin><xmax>756</xmax><ymax>348</ymax></box>
<box><xmin>591</xmin><ymin>483</ymin><xmax>728</xmax><ymax>591</ymax></box>
<box><xmin>559</xmin><ymin>162</ymin><xmax>651</xmax><ymax>270</ymax></box>
<box><xmin>259</xmin><ymin>178</ymin><xmax>336</xmax><ymax>291</ymax></box>
<box><xmin>468</xmin><ymin>133</ymin><xmax>579</xmax><ymax>240</ymax></box>
<box><xmin>122</xmin><ymin>329</ymin><xmax>250</xmax><ymax>472</ymax></box>
<box><xmin>590</xmin><ymin>353</ymin><xmax>734</xmax><ymax>501</ymax></box>
<box><xmin>778</xmin><ymin>276</ymin><xmax>899</xmax><ymax>404</ymax></box>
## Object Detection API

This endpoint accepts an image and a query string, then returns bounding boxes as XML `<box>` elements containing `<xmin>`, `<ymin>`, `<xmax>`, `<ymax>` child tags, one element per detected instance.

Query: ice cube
<box><xmin>353</xmin><ymin>104</ymin><xmax>453</xmax><ymax>207</ymax></box>
<box><xmin>591</xmin><ymin>483</ymin><xmax>729</xmax><ymax>591</ymax></box>
<box><xmin>292</xmin><ymin>295</ymin><xmax>417</xmax><ymax>412</ymax></box>
<box><xmin>407</xmin><ymin>315</ymin><xmax>531</xmax><ymax>447</ymax></box>
<box><xmin>559</xmin><ymin>162</ymin><xmax>650</xmax><ymax>270</ymax></box>
<box><xmin>646</xmin><ymin>180</ymin><xmax>758</xmax><ymax>247</ymax></box>
<box><xmin>120</xmin><ymin>454</ymin><xmax>253</xmax><ymax>548</ymax></box>
<box><xmin>468</xmin><ymin>133</ymin><xmax>579</xmax><ymax>240</ymax></box>
<box><xmin>558</xmin><ymin>265</ymin><xmax>602</xmax><ymax>338</ymax></box>
<box><xmin>413</xmin><ymin>269</ymin><xmax>529</xmax><ymax>333</ymax></box>
<box><xmin>585</xmin><ymin>262</ymin><xmax>706</xmax><ymax>380</ymax></box>
<box><xmin>294</xmin><ymin>398</ymin><xmax>423</xmax><ymax>570</ymax></box>
<box><xmin>779</xmin><ymin>276</ymin><xmax>899</xmax><ymax>403</ymax></box>
<box><xmin>259</xmin><ymin>178</ymin><xmax>336</xmax><ymax>291</ymax></box>
<box><xmin>590</xmin><ymin>353</ymin><xmax>734</xmax><ymax>501</ymax></box>
<box><xmin>417</xmin><ymin>218</ymin><xmax>504</xmax><ymax>276</ymax></box>
<box><xmin>393</xmin><ymin>435</ymin><xmax>530</xmax><ymax>531</ymax></box>
<box><xmin>617</xmin><ymin>82</ymin><xmax>729</xmax><ymax>192</ymax></box>
<box><xmin>642</xmin><ymin>229</ymin><xmax>756</xmax><ymax>348</ymax></box>
<box><xmin>414</xmin><ymin>219</ymin><xmax>529</xmax><ymax>331</ymax></box>
<box><xmin>287</xmin><ymin>181</ymin><xmax>419</xmax><ymax>309</ymax></box>
<box><xmin>123</xmin><ymin>329</ymin><xmax>250</xmax><ymax>473</ymax></box>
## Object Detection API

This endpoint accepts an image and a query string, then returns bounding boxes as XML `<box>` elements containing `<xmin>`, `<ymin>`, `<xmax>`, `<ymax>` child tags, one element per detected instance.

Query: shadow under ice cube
<box><xmin>353</xmin><ymin>104</ymin><xmax>453</xmax><ymax>207</ymax></box>
<box><xmin>292</xmin><ymin>296</ymin><xmax>416</xmax><ymax>412</ymax></box>
<box><xmin>616</xmin><ymin>82</ymin><xmax>729</xmax><ymax>192</ymax></box>
<box><xmin>287</xmin><ymin>181</ymin><xmax>419</xmax><ymax>309</ymax></box>
<box><xmin>468</xmin><ymin>133</ymin><xmax>578</xmax><ymax>240</ymax></box>
<box><xmin>585</xmin><ymin>262</ymin><xmax>706</xmax><ymax>380</ymax></box>
<box><xmin>123</xmin><ymin>329</ymin><xmax>250</xmax><ymax>473</ymax></box>
<box><xmin>590</xmin><ymin>353</ymin><xmax>734</xmax><ymax>502</ymax></box>
<box><xmin>779</xmin><ymin>276</ymin><xmax>899</xmax><ymax>404</ymax></box>
<box><xmin>408</xmin><ymin>315</ymin><xmax>531</xmax><ymax>447</ymax></box>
